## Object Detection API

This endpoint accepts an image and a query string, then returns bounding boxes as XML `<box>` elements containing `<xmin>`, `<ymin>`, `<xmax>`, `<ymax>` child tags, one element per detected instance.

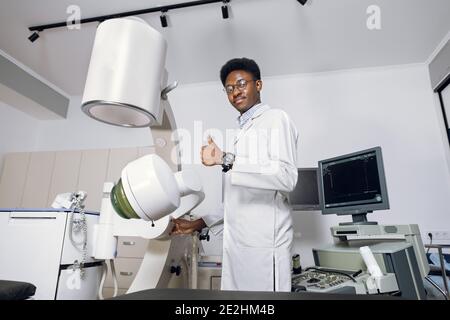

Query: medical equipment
<box><xmin>93</xmin><ymin>155</ymin><xmax>204</xmax><ymax>297</ymax></box>
<box><xmin>81</xmin><ymin>16</ymin><xmax>172</xmax><ymax>128</ymax></box>
<box><xmin>317</xmin><ymin>146</ymin><xmax>389</xmax><ymax>225</ymax></box>
<box><xmin>0</xmin><ymin>208</ymin><xmax>103</xmax><ymax>300</ymax></box>
<box><xmin>359</xmin><ymin>246</ymin><xmax>383</xmax><ymax>288</ymax></box>
<box><xmin>79</xmin><ymin>16</ymin><xmax>206</xmax><ymax>298</ymax></box>
<box><xmin>52</xmin><ymin>191</ymin><xmax>89</xmax><ymax>276</ymax></box>
<box><xmin>288</xmin><ymin>168</ymin><xmax>320</xmax><ymax>211</ymax></box>
<box><xmin>295</xmin><ymin>148</ymin><xmax>429</xmax><ymax>299</ymax></box>
<box><xmin>294</xmin><ymin>223</ymin><xmax>429</xmax><ymax>299</ymax></box>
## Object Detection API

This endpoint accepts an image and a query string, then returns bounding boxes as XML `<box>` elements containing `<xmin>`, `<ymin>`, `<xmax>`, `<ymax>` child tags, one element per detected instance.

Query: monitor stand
<box><xmin>339</xmin><ymin>212</ymin><xmax>378</xmax><ymax>226</ymax></box>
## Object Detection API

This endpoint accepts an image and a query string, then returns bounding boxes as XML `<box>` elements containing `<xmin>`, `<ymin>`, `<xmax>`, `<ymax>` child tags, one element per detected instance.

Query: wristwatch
<box><xmin>222</xmin><ymin>152</ymin><xmax>235</xmax><ymax>173</ymax></box>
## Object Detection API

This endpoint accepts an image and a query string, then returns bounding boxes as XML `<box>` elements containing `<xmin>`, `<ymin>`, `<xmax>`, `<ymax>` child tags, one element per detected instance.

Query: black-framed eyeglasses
<box><xmin>223</xmin><ymin>79</ymin><xmax>256</xmax><ymax>95</ymax></box>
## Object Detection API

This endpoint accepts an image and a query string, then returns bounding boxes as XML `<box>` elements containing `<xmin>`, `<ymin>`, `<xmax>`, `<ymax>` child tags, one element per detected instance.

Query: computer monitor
<box><xmin>317</xmin><ymin>146</ymin><xmax>389</xmax><ymax>224</ymax></box>
<box><xmin>289</xmin><ymin>168</ymin><xmax>320</xmax><ymax>211</ymax></box>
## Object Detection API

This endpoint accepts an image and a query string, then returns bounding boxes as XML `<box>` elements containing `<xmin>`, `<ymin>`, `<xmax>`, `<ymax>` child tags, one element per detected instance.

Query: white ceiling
<box><xmin>0</xmin><ymin>0</ymin><xmax>449</xmax><ymax>95</ymax></box>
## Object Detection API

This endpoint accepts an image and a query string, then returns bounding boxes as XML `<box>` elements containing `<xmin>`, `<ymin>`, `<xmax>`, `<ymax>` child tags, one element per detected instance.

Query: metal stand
<box><xmin>339</xmin><ymin>213</ymin><xmax>378</xmax><ymax>226</ymax></box>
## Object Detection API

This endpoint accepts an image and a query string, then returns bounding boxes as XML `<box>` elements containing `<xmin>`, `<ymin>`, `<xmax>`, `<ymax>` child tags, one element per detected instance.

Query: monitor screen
<box><xmin>289</xmin><ymin>168</ymin><xmax>320</xmax><ymax>211</ymax></box>
<box><xmin>318</xmin><ymin>147</ymin><xmax>389</xmax><ymax>216</ymax></box>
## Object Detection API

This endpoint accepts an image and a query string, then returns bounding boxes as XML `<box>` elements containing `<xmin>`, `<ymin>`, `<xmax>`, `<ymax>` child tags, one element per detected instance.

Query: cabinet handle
<box><xmin>120</xmin><ymin>271</ymin><xmax>134</xmax><ymax>276</ymax></box>
<box><xmin>122</xmin><ymin>241</ymin><xmax>136</xmax><ymax>246</ymax></box>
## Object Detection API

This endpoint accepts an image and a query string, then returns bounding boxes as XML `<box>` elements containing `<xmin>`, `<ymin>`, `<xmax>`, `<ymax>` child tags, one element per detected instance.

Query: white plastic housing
<box><xmin>92</xmin><ymin>182</ymin><xmax>117</xmax><ymax>259</ymax></box>
<box><xmin>174</xmin><ymin>171</ymin><xmax>202</xmax><ymax>196</ymax></box>
<box><xmin>360</xmin><ymin>246</ymin><xmax>383</xmax><ymax>277</ymax></box>
<box><xmin>121</xmin><ymin>154</ymin><xmax>180</xmax><ymax>221</ymax></box>
<box><xmin>81</xmin><ymin>17</ymin><xmax>167</xmax><ymax>127</ymax></box>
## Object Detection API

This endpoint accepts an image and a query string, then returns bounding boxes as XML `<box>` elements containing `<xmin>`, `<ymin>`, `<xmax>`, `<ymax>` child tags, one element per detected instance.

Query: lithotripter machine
<box><xmin>292</xmin><ymin>224</ymin><xmax>429</xmax><ymax>299</ymax></box>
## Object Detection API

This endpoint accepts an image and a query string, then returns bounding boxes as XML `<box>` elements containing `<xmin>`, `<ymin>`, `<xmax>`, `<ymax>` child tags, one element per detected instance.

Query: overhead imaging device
<box><xmin>80</xmin><ymin>16</ymin><xmax>204</xmax><ymax>296</ymax></box>
<box><xmin>81</xmin><ymin>16</ymin><xmax>169</xmax><ymax>127</ymax></box>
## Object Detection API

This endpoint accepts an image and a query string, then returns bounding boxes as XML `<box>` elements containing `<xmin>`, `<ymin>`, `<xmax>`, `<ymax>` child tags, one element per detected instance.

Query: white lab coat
<box><xmin>204</xmin><ymin>104</ymin><xmax>299</xmax><ymax>292</ymax></box>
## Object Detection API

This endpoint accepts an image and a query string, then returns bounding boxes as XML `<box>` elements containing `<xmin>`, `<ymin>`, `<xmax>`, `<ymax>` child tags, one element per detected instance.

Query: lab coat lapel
<box><xmin>234</xmin><ymin>104</ymin><xmax>271</xmax><ymax>145</ymax></box>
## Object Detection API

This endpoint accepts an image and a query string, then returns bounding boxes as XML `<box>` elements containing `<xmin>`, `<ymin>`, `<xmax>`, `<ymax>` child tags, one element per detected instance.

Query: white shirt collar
<box><xmin>237</xmin><ymin>103</ymin><xmax>264</xmax><ymax>129</ymax></box>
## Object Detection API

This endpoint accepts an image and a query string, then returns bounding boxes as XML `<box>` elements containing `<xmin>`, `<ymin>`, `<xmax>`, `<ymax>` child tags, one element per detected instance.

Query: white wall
<box><xmin>170</xmin><ymin>63</ymin><xmax>450</xmax><ymax>265</ymax></box>
<box><xmin>36</xmin><ymin>96</ymin><xmax>154</xmax><ymax>151</ymax></box>
<box><xmin>0</xmin><ymin>101</ymin><xmax>40</xmax><ymax>173</ymax></box>
<box><xmin>0</xmin><ymin>96</ymin><xmax>154</xmax><ymax>168</ymax></box>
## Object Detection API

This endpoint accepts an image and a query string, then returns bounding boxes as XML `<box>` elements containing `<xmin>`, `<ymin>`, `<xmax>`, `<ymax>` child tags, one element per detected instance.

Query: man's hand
<box><xmin>201</xmin><ymin>136</ymin><xmax>223</xmax><ymax>166</ymax></box>
<box><xmin>170</xmin><ymin>218</ymin><xmax>206</xmax><ymax>235</ymax></box>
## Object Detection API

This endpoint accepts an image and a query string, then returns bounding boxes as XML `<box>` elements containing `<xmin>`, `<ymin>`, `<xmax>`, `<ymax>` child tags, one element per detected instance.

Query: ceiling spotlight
<box><xmin>221</xmin><ymin>5</ymin><xmax>229</xmax><ymax>19</ymax></box>
<box><xmin>160</xmin><ymin>12</ymin><xmax>168</xmax><ymax>28</ymax></box>
<box><xmin>28</xmin><ymin>32</ymin><xmax>40</xmax><ymax>43</ymax></box>
<box><xmin>297</xmin><ymin>0</ymin><xmax>308</xmax><ymax>5</ymax></box>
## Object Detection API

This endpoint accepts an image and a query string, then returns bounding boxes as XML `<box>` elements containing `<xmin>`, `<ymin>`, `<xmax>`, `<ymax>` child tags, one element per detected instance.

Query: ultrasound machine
<box><xmin>290</xmin><ymin>147</ymin><xmax>429</xmax><ymax>299</ymax></box>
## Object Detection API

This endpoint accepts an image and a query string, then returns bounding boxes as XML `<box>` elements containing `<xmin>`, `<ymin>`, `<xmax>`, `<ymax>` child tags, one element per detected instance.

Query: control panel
<box><xmin>292</xmin><ymin>268</ymin><xmax>360</xmax><ymax>293</ymax></box>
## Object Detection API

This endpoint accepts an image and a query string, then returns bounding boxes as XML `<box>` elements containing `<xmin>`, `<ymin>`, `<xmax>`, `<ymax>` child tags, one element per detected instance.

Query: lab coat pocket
<box><xmin>233</xmin><ymin>202</ymin><xmax>275</xmax><ymax>248</ymax></box>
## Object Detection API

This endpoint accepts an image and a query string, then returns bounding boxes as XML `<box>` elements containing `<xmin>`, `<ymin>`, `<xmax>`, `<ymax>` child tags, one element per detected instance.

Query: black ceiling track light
<box><xmin>28</xmin><ymin>0</ymin><xmax>232</xmax><ymax>42</ymax></box>
<box><xmin>28</xmin><ymin>31</ymin><xmax>40</xmax><ymax>42</ymax></box>
<box><xmin>297</xmin><ymin>0</ymin><xmax>308</xmax><ymax>5</ymax></box>
<box><xmin>221</xmin><ymin>1</ymin><xmax>229</xmax><ymax>19</ymax></box>
<box><xmin>160</xmin><ymin>10</ymin><xmax>168</xmax><ymax>28</ymax></box>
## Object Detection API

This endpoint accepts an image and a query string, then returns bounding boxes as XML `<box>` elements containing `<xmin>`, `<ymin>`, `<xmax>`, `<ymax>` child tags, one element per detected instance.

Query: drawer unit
<box><xmin>105</xmin><ymin>257</ymin><xmax>143</xmax><ymax>289</ymax></box>
<box><xmin>116</xmin><ymin>236</ymin><xmax>149</xmax><ymax>258</ymax></box>
<box><xmin>103</xmin><ymin>236</ymin><xmax>149</xmax><ymax>296</ymax></box>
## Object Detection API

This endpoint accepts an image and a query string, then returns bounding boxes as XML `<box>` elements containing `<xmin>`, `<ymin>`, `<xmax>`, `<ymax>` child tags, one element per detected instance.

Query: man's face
<box><xmin>224</xmin><ymin>70</ymin><xmax>262</xmax><ymax>114</ymax></box>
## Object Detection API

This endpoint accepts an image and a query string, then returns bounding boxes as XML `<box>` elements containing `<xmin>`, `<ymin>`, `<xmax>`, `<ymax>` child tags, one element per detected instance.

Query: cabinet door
<box><xmin>46</xmin><ymin>150</ymin><xmax>82</xmax><ymax>207</ymax></box>
<box><xmin>104</xmin><ymin>258</ymin><xmax>143</xmax><ymax>289</ymax></box>
<box><xmin>0</xmin><ymin>153</ymin><xmax>30</xmax><ymax>207</ymax></box>
<box><xmin>101</xmin><ymin>287</ymin><xmax>128</xmax><ymax>299</ymax></box>
<box><xmin>0</xmin><ymin>211</ymin><xmax>67</xmax><ymax>300</ymax></box>
<box><xmin>21</xmin><ymin>151</ymin><xmax>55</xmax><ymax>208</ymax></box>
<box><xmin>117</xmin><ymin>236</ymin><xmax>149</xmax><ymax>258</ymax></box>
<box><xmin>77</xmin><ymin>150</ymin><xmax>109</xmax><ymax>212</ymax></box>
<box><xmin>197</xmin><ymin>267</ymin><xmax>222</xmax><ymax>290</ymax></box>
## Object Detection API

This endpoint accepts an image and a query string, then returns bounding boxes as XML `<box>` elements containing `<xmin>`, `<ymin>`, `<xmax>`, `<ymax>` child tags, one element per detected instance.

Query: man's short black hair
<box><xmin>220</xmin><ymin>57</ymin><xmax>261</xmax><ymax>85</ymax></box>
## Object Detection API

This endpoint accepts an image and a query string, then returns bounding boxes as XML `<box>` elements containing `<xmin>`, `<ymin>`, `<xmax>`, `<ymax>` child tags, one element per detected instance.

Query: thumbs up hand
<box><xmin>201</xmin><ymin>136</ymin><xmax>224</xmax><ymax>166</ymax></box>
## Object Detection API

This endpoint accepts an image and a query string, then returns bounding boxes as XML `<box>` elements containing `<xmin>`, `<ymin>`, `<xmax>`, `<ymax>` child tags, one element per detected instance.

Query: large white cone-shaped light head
<box><xmin>81</xmin><ymin>17</ymin><xmax>167</xmax><ymax>127</ymax></box>
<box><xmin>113</xmin><ymin>154</ymin><xmax>180</xmax><ymax>221</ymax></box>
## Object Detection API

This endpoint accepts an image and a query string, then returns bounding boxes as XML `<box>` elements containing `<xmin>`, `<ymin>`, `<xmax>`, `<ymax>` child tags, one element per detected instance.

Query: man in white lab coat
<box><xmin>172</xmin><ymin>58</ymin><xmax>299</xmax><ymax>292</ymax></box>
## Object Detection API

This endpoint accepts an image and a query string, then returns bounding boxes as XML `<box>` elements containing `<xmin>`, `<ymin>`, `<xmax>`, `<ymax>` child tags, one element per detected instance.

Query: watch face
<box><xmin>225</xmin><ymin>153</ymin><xmax>234</xmax><ymax>162</ymax></box>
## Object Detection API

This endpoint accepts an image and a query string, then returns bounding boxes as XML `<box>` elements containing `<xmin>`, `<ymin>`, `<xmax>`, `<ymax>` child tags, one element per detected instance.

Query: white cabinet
<box><xmin>197</xmin><ymin>256</ymin><xmax>222</xmax><ymax>290</ymax></box>
<box><xmin>0</xmin><ymin>209</ymin><xmax>102</xmax><ymax>300</ymax></box>
<box><xmin>105</xmin><ymin>257</ymin><xmax>144</xmax><ymax>288</ymax></box>
<box><xmin>102</xmin><ymin>237</ymin><xmax>149</xmax><ymax>298</ymax></box>
<box><xmin>198</xmin><ymin>267</ymin><xmax>222</xmax><ymax>290</ymax></box>
<box><xmin>117</xmin><ymin>236</ymin><xmax>150</xmax><ymax>257</ymax></box>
